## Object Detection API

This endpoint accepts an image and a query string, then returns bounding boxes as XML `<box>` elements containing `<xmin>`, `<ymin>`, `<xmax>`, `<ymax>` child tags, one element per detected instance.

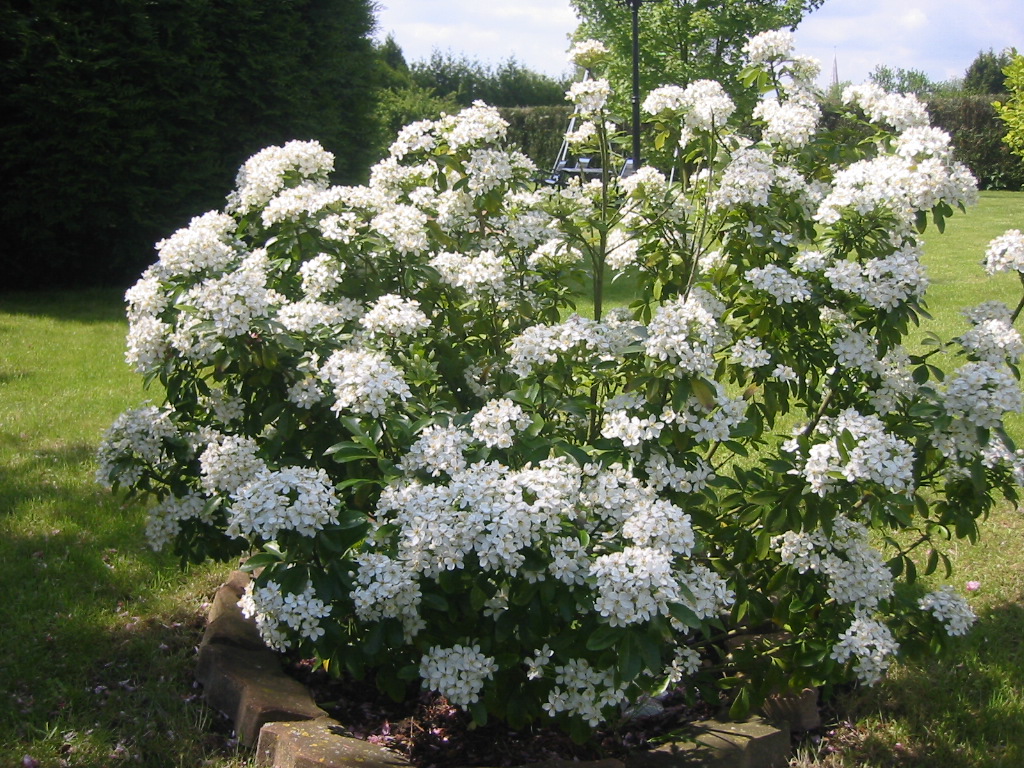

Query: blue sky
<box><xmin>374</xmin><ymin>0</ymin><xmax>1021</xmax><ymax>86</ymax></box>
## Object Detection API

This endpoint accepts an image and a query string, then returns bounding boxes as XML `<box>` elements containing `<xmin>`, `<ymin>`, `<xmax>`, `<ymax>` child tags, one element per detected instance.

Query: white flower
<box><xmin>400</xmin><ymin>424</ymin><xmax>471</xmax><ymax>477</ymax></box>
<box><xmin>984</xmin><ymin>229</ymin><xmax>1024</xmax><ymax>274</ymax></box>
<box><xmin>831</xmin><ymin>616</ymin><xmax>899</xmax><ymax>685</ymax></box>
<box><xmin>919</xmin><ymin>585</ymin><xmax>976</xmax><ymax>637</ymax></box>
<box><xmin>227</xmin><ymin>465</ymin><xmax>340</xmax><ymax>540</ymax></box>
<box><xmin>543</xmin><ymin>658</ymin><xmax>629</xmax><ymax>726</ymax></box>
<box><xmin>754</xmin><ymin>98</ymin><xmax>820</xmax><ymax>148</ymax></box>
<box><xmin>591</xmin><ymin>546</ymin><xmax>681</xmax><ymax>627</ymax></box>
<box><xmin>568</xmin><ymin>39</ymin><xmax>608</xmax><ymax>69</ymax></box>
<box><xmin>200</xmin><ymin>433</ymin><xmax>267</xmax><ymax>495</ymax></box>
<box><xmin>470</xmin><ymin>398</ymin><xmax>531</xmax><ymax>449</ymax></box>
<box><xmin>318</xmin><ymin>348</ymin><xmax>412</xmax><ymax>417</ymax></box>
<box><xmin>419</xmin><ymin>644</ymin><xmax>497</xmax><ymax>708</ymax></box>
<box><xmin>643</xmin><ymin>80</ymin><xmax>735</xmax><ymax>133</ymax></box>
<box><xmin>731</xmin><ymin>336</ymin><xmax>773</xmax><ymax>368</ymax></box>
<box><xmin>643</xmin><ymin>288</ymin><xmax>728</xmax><ymax>376</ymax></box>
<box><xmin>943</xmin><ymin>361</ymin><xmax>1023</xmax><ymax>429</ymax></box>
<box><xmin>743</xmin><ymin>29</ymin><xmax>795</xmax><ymax>64</ymax></box>
<box><xmin>567</xmin><ymin>79</ymin><xmax>611</xmax><ymax>115</ymax></box>
<box><xmin>228</xmin><ymin>140</ymin><xmax>334</xmax><ymax>215</ymax></box>
<box><xmin>239</xmin><ymin>579</ymin><xmax>331</xmax><ymax>651</ymax></box>
<box><xmin>360</xmin><ymin>294</ymin><xmax>430</xmax><ymax>337</ymax></box>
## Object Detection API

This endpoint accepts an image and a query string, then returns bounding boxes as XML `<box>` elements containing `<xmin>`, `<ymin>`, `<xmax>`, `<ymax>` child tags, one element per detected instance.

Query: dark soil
<box><xmin>286</xmin><ymin>659</ymin><xmax>717</xmax><ymax>768</ymax></box>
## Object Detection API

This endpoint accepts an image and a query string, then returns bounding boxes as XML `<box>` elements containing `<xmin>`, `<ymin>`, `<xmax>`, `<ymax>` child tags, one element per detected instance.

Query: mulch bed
<box><xmin>286</xmin><ymin>658</ymin><xmax>718</xmax><ymax>768</ymax></box>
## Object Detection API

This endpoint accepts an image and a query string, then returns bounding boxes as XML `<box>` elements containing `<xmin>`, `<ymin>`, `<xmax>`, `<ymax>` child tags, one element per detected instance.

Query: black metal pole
<box><xmin>630</xmin><ymin>0</ymin><xmax>641</xmax><ymax>171</ymax></box>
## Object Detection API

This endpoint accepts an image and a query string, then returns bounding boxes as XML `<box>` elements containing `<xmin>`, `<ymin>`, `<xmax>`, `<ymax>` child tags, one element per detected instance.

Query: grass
<box><xmin>0</xmin><ymin>192</ymin><xmax>1021</xmax><ymax>767</ymax></box>
<box><xmin>0</xmin><ymin>290</ymin><xmax>250</xmax><ymax>767</ymax></box>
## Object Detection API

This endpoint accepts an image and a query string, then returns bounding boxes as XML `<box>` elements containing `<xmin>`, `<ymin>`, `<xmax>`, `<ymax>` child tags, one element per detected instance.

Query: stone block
<box><xmin>627</xmin><ymin>718</ymin><xmax>790</xmax><ymax>768</ymax></box>
<box><xmin>196</xmin><ymin>642</ymin><xmax>327</xmax><ymax>746</ymax></box>
<box><xmin>761</xmin><ymin>687</ymin><xmax>820</xmax><ymax>731</ymax></box>
<box><xmin>256</xmin><ymin>717</ymin><xmax>411</xmax><ymax>768</ymax></box>
<box><xmin>207</xmin><ymin>570</ymin><xmax>251</xmax><ymax>624</ymax></box>
<box><xmin>201</xmin><ymin>610</ymin><xmax>266</xmax><ymax>652</ymax></box>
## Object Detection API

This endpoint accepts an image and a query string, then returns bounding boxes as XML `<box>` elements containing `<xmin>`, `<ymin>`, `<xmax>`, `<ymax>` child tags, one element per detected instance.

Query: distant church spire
<box><xmin>831</xmin><ymin>48</ymin><xmax>839</xmax><ymax>88</ymax></box>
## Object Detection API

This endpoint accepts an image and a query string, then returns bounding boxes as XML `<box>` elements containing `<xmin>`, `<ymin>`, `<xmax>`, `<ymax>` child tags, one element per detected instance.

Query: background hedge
<box><xmin>0</xmin><ymin>0</ymin><xmax>378</xmax><ymax>290</ymax></box>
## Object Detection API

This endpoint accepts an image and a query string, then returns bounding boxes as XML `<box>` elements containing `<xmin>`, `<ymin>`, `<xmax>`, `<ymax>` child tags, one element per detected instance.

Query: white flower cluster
<box><xmin>543</xmin><ymin>658</ymin><xmax>630</xmax><ymax>726</ymax></box>
<box><xmin>351</xmin><ymin>552</ymin><xmax>424</xmax><ymax>638</ymax></box>
<box><xmin>239</xmin><ymin>578</ymin><xmax>332</xmax><ymax>651</ymax></box>
<box><xmin>277</xmin><ymin>298</ymin><xmax>359</xmax><ymax>334</ymax></box>
<box><xmin>824</xmin><ymin>246</ymin><xmax>929</xmax><ymax>310</ymax></box>
<box><xmin>660</xmin><ymin>386</ymin><xmax>747</xmax><ymax>444</ymax></box>
<box><xmin>227</xmin><ymin>140</ymin><xmax>334</xmax><ymax>215</ymax></box>
<box><xmin>745</xmin><ymin>264</ymin><xmax>812</xmax><ymax>304</ymax></box>
<box><xmin>152</xmin><ymin>210</ymin><xmax>238</xmax><ymax>277</ymax></box>
<box><xmin>797</xmin><ymin>409</ymin><xmax>916</xmax><ymax>496</ymax></box>
<box><xmin>918</xmin><ymin>585</ymin><xmax>976</xmax><ymax>637</ymax></box>
<box><xmin>830</xmin><ymin>616</ymin><xmax>899</xmax><ymax>685</ymax></box>
<box><xmin>984</xmin><ymin>229</ymin><xmax>1024</xmax><ymax>275</ymax></box>
<box><xmin>773</xmin><ymin>515</ymin><xmax>894</xmax><ymax>612</ymax></box>
<box><xmin>318</xmin><ymin>348</ymin><xmax>412</xmax><ymax>417</ymax></box>
<box><xmin>371</xmin><ymin>204</ymin><xmax>429</xmax><ymax>254</ymax></box>
<box><xmin>299</xmin><ymin>253</ymin><xmax>344</xmax><ymax>298</ymax></box>
<box><xmin>419</xmin><ymin>644</ymin><xmax>497</xmax><ymax>708</ymax></box>
<box><xmin>567</xmin><ymin>79</ymin><xmax>612</xmax><ymax>115</ymax></box>
<box><xmin>642</xmin><ymin>80</ymin><xmax>736</xmax><ymax>134</ymax></box>
<box><xmin>200</xmin><ymin>433</ymin><xmax>267</xmax><ymax>494</ymax></box>
<box><xmin>144</xmin><ymin>491</ymin><xmax>210</xmax><ymax>551</ymax></box>
<box><xmin>958</xmin><ymin>301</ymin><xmax>1024</xmax><ymax>363</ymax></box>
<box><xmin>712</xmin><ymin>148</ymin><xmax>776</xmax><ymax>208</ymax></box>
<box><xmin>816</xmin><ymin>153</ymin><xmax>977</xmax><ymax>237</ymax></box>
<box><xmin>643</xmin><ymin>288</ymin><xmax>728</xmax><ymax>376</ymax></box>
<box><xmin>507</xmin><ymin>312</ymin><xmax>637</xmax><ymax>377</ymax></box>
<box><xmin>644</xmin><ymin>454</ymin><xmax>714</xmax><ymax>493</ymax></box>
<box><xmin>754</xmin><ymin>98</ymin><xmax>820</xmax><ymax>149</ymax></box>
<box><xmin>943</xmin><ymin>361</ymin><xmax>1022</xmax><ymax>429</ymax></box>
<box><xmin>399</xmin><ymin>424</ymin><xmax>471</xmax><ymax>477</ymax></box>
<box><xmin>842</xmin><ymin>83</ymin><xmax>929</xmax><ymax>132</ymax></box>
<box><xmin>377</xmin><ymin>457</ymin><xmax>580</xmax><ymax>576</ymax></box>
<box><xmin>96</xmin><ymin>405</ymin><xmax>179</xmax><ymax>487</ymax></box>
<box><xmin>430</xmin><ymin>251</ymin><xmax>508</xmax><ymax>297</ymax></box>
<box><xmin>438</xmin><ymin>101</ymin><xmax>508</xmax><ymax>149</ymax></box>
<box><xmin>742</xmin><ymin>29</ymin><xmax>795</xmax><ymax>64</ymax></box>
<box><xmin>470</xmin><ymin>398</ymin><xmax>531</xmax><ymax>448</ymax></box>
<box><xmin>465</xmin><ymin>148</ymin><xmax>534</xmax><ymax>194</ymax></box>
<box><xmin>591</xmin><ymin>546</ymin><xmax>682</xmax><ymax>627</ymax></box>
<box><xmin>621</xmin><ymin>499</ymin><xmax>695</xmax><ymax>555</ymax></box>
<box><xmin>360</xmin><ymin>294</ymin><xmax>430</xmax><ymax>338</ymax></box>
<box><xmin>227</xmin><ymin>465</ymin><xmax>339</xmax><ymax>540</ymax></box>
<box><xmin>731</xmin><ymin>336</ymin><xmax>773</xmax><ymax>369</ymax></box>
<box><xmin>568</xmin><ymin>39</ymin><xmax>608</xmax><ymax>69</ymax></box>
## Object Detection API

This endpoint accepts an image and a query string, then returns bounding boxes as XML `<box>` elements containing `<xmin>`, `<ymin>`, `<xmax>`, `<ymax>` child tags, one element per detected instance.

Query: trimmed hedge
<box><xmin>927</xmin><ymin>95</ymin><xmax>1024</xmax><ymax>191</ymax></box>
<box><xmin>499</xmin><ymin>106</ymin><xmax>574</xmax><ymax>174</ymax></box>
<box><xmin>0</xmin><ymin>0</ymin><xmax>378</xmax><ymax>291</ymax></box>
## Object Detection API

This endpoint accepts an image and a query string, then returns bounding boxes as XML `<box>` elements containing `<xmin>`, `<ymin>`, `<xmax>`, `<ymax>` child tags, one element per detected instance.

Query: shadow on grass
<box><xmin>821</xmin><ymin>600</ymin><xmax>1024</xmax><ymax>768</ymax></box>
<box><xmin>0</xmin><ymin>288</ymin><xmax>128</xmax><ymax>324</ymax></box>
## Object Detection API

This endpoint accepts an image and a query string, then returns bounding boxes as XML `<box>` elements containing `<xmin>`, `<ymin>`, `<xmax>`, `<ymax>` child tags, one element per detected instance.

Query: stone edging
<box><xmin>196</xmin><ymin>571</ymin><xmax>802</xmax><ymax>768</ymax></box>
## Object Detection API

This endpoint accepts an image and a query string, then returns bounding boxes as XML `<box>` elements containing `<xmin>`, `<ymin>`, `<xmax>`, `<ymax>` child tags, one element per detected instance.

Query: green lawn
<box><xmin>0</xmin><ymin>192</ymin><xmax>1021</xmax><ymax>767</ymax></box>
<box><xmin>0</xmin><ymin>290</ymin><xmax>249</xmax><ymax>767</ymax></box>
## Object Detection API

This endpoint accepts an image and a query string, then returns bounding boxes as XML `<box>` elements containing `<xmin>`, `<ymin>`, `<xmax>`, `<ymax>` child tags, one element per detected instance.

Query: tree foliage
<box><xmin>410</xmin><ymin>51</ymin><xmax>570</xmax><ymax>108</ymax></box>
<box><xmin>0</xmin><ymin>0</ymin><xmax>378</xmax><ymax>290</ymax></box>
<box><xmin>994</xmin><ymin>53</ymin><xmax>1024</xmax><ymax>161</ymax></box>
<box><xmin>963</xmin><ymin>48</ymin><xmax>1017</xmax><ymax>95</ymax></box>
<box><xmin>569</xmin><ymin>0</ymin><xmax>824</xmax><ymax>116</ymax></box>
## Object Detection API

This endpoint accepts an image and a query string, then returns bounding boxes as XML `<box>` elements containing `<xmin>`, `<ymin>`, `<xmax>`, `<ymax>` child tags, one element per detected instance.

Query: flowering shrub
<box><xmin>99</xmin><ymin>31</ymin><xmax>1024</xmax><ymax>741</ymax></box>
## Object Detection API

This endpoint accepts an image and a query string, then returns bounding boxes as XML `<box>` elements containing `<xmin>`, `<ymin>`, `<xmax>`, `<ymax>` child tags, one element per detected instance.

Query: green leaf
<box><xmin>668</xmin><ymin>602</ymin><xmax>702</xmax><ymax>630</ymax></box>
<box><xmin>586</xmin><ymin>625</ymin><xmax>622</xmax><ymax>651</ymax></box>
<box><xmin>618</xmin><ymin>632</ymin><xmax>643</xmax><ymax>682</ymax></box>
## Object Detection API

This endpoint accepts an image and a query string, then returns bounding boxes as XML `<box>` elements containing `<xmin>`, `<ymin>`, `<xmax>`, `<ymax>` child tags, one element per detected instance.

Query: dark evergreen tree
<box><xmin>0</xmin><ymin>0</ymin><xmax>378</xmax><ymax>289</ymax></box>
<box><xmin>963</xmin><ymin>48</ymin><xmax>1016</xmax><ymax>95</ymax></box>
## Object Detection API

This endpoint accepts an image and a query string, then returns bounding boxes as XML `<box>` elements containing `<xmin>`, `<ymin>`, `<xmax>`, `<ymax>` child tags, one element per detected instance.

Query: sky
<box><xmin>373</xmin><ymin>0</ymin><xmax>1022</xmax><ymax>87</ymax></box>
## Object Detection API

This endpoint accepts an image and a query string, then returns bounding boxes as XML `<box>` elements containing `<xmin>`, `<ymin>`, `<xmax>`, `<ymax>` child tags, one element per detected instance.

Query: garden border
<box><xmin>196</xmin><ymin>571</ymin><xmax>800</xmax><ymax>768</ymax></box>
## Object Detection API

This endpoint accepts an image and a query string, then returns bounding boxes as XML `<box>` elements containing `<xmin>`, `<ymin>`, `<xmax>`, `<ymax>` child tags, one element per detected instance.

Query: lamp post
<box><xmin>619</xmin><ymin>0</ymin><xmax>661</xmax><ymax>174</ymax></box>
